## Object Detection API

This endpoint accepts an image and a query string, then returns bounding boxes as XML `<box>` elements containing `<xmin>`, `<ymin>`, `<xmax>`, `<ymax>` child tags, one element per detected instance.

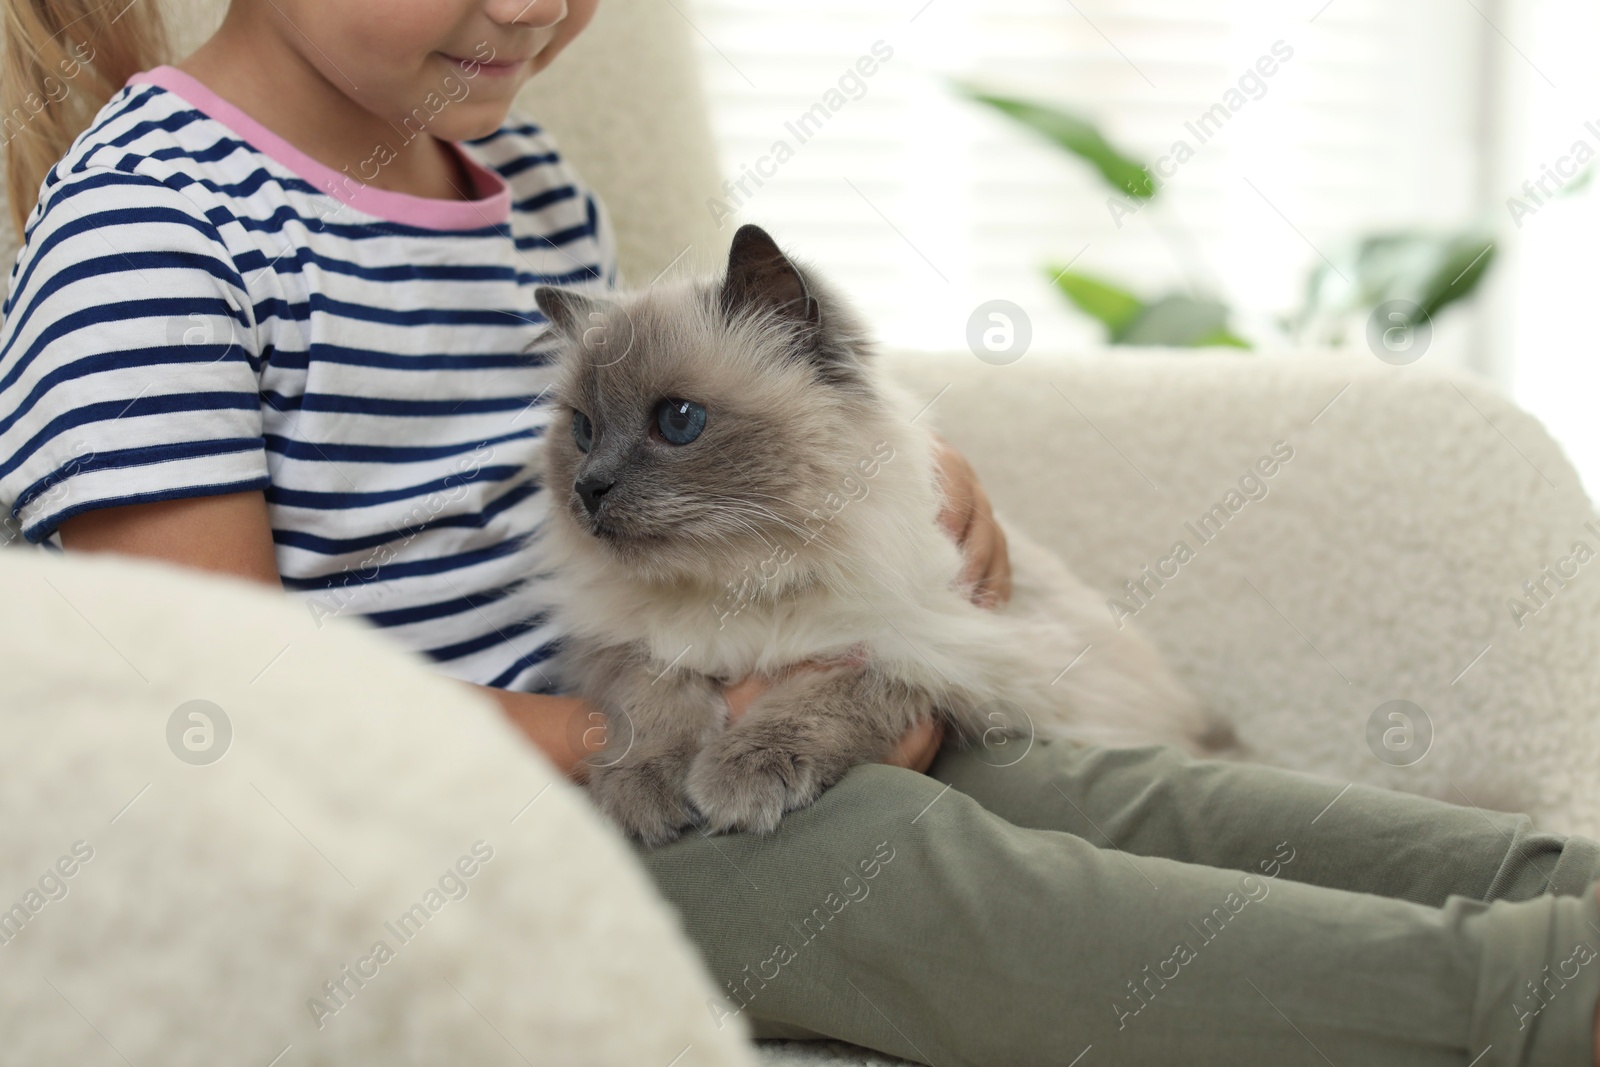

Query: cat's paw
<box><xmin>586</xmin><ymin>751</ymin><xmax>699</xmax><ymax>846</ymax></box>
<box><xmin>684</xmin><ymin>722</ymin><xmax>832</xmax><ymax>835</ymax></box>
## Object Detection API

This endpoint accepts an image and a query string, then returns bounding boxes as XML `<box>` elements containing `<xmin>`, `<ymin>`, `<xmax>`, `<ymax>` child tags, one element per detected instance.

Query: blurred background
<box><xmin>683</xmin><ymin>0</ymin><xmax>1600</xmax><ymax>496</ymax></box>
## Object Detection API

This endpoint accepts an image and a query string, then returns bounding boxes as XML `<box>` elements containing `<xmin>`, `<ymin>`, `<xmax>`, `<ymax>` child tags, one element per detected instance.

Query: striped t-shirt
<box><xmin>0</xmin><ymin>65</ymin><xmax>616</xmax><ymax>694</ymax></box>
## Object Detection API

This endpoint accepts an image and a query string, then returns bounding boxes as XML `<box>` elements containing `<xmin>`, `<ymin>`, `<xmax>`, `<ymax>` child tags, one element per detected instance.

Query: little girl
<box><xmin>4</xmin><ymin>3</ymin><xmax>1600</xmax><ymax>1065</ymax></box>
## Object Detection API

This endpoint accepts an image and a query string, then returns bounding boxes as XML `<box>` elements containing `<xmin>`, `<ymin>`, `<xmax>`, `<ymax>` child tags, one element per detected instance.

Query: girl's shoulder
<box><xmin>43</xmin><ymin>81</ymin><xmax>598</xmax><ymax>227</ymax></box>
<box><xmin>29</xmin><ymin>77</ymin><xmax>285</xmax><ymax>243</ymax></box>
<box><xmin>50</xmin><ymin>79</ymin><xmax>197</xmax><ymax>177</ymax></box>
<box><xmin>19</xmin><ymin>81</ymin><xmax>614</xmax><ymax>292</ymax></box>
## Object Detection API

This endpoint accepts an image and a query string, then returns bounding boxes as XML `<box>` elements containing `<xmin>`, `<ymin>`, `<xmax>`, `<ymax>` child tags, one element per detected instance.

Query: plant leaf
<box><xmin>1118</xmin><ymin>294</ymin><xmax>1238</xmax><ymax>347</ymax></box>
<box><xmin>1191</xmin><ymin>327</ymin><xmax>1253</xmax><ymax>350</ymax></box>
<box><xmin>1293</xmin><ymin>229</ymin><xmax>1497</xmax><ymax>340</ymax></box>
<box><xmin>1046</xmin><ymin>268</ymin><xmax>1145</xmax><ymax>336</ymax></box>
<box><xmin>1415</xmin><ymin>234</ymin><xmax>1495</xmax><ymax>320</ymax></box>
<box><xmin>1560</xmin><ymin>163</ymin><xmax>1594</xmax><ymax>197</ymax></box>
<box><xmin>1352</xmin><ymin>234</ymin><xmax>1439</xmax><ymax>308</ymax></box>
<box><xmin>955</xmin><ymin>83</ymin><xmax>1155</xmax><ymax>200</ymax></box>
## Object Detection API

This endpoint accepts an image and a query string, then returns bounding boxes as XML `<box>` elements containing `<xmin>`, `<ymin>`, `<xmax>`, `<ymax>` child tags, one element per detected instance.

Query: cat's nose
<box><xmin>575</xmin><ymin>475</ymin><xmax>615</xmax><ymax>516</ymax></box>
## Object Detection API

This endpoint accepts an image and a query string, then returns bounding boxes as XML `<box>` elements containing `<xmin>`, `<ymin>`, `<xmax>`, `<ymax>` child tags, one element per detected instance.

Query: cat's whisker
<box><xmin>723</xmin><ymin>503</ymin><xmax>813</xmax><ymax>541</ymax></box>
<box><xmin>701</xmin><ymin>501</ymin><xmax>811</xmax><ymax>544</ymax></box>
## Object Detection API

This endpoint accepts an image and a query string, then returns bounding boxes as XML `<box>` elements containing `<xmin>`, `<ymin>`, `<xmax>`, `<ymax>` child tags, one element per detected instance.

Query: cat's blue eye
<box><xmin>571</xmin><ymin>410</ymin><xmax>594</xmax><ymax>453</ymax></box>
<box><xmin>655</xmin><ymin>399</ymin><xmax>706</xmax><ymax>445</ymax></box>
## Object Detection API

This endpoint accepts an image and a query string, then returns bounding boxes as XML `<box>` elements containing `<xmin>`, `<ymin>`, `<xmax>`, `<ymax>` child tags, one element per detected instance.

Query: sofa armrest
<box><xmin>0</xmin><ymin>548</ymin><xmax>756</xmax><ymax>1067</ymax></box>
<box><xmin>884</xmin><ymin>348</ymin><xmax>1600</xmax><ymax>836</ymax></box>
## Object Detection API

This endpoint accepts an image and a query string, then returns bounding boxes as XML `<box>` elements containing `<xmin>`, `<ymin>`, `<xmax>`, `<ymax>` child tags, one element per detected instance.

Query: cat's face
<box><xmin>534</xmin><ymin>225</ymin><xmax>886</xmax><ymax>585</ymax></box>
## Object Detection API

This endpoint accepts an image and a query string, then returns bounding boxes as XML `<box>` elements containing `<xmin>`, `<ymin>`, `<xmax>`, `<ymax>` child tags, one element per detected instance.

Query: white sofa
<box><xmin>3</xmin><ymin>2</ymin><xmax>1598</xmax><ymax>1066</ymax></box>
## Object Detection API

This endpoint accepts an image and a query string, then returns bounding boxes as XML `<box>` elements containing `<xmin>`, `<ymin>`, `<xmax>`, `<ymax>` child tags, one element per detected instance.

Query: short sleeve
<box><xmin>0</xmin><ymin>167</ymin><xmax>268</xmax><ymax>544</ymax></box>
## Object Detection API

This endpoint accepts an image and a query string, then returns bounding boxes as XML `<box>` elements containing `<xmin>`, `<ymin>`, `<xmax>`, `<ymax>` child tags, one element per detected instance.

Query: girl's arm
<box><xmin>475</xmin><ymin>687</ymin><xmax>598</xmax><ymax>781</ymax></box>
<box><xmin>59</xmin><ymin>492</ymin><xmax>283</xmax><ymax>586</ymax></box>
<box><xmin>57</xmin><ymin>490</ymin><xmax>600</xmax><ymax>778</ymax></box>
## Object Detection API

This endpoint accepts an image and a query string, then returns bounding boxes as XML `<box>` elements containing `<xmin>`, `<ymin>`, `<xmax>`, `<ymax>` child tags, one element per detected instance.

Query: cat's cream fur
<box><xmin>527</xmin><ymin>225</ymin><xmax>1227</xmax><ymax>843</ymax></box>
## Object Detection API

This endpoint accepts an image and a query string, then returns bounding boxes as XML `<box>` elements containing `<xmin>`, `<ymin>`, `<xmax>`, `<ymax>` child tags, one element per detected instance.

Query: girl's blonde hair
<box><xmin>2</xmin><ymin>0</ymin><xmax>170</xmax><ymax>238</ymax></box>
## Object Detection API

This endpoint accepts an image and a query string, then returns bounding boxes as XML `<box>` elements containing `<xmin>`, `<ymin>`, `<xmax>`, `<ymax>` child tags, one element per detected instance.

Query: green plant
<box><xmin>1286</xmin><ymin>231</ymin><xmax>1496</xmax><ymax>345</ymax></box>
<box><xmin>957</xmin><ymin>88</ymin><xmax>1156</xmax><ymax>201</ymax></box>
<box><xmin>1047</xmin><ymin>271</ymin><xmax>1250</xmax><ymax>348</ymax></box>
<box><xmin>953</xmin><ymin>80</ymin><xmax>1498</xmax><ymax>350</ymax></box>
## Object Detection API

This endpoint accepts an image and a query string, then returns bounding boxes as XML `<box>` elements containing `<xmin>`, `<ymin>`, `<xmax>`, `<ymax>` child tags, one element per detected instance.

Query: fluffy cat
<box><xmin>528</xmin><ymin>224</ymin><xmax>1230</xmax><ymax>845</ymax></box>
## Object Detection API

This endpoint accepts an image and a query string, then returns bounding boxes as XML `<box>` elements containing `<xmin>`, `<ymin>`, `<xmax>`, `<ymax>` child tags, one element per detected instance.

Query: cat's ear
<box><xmin>719</xmin><ymin>225</ymin><xmax>820</xmax><ymax>343</ymax></box>
<box><xmin>535</xmin><ymin>285</ymin><xmax>609</xmax><ymax>340</ymax></box>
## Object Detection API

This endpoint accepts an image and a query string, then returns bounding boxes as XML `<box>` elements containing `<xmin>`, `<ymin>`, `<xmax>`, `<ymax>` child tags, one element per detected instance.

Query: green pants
<box><xmin>634</xmin><ymin>741</ymin><xmax>1600</xmax><ymax>1067</ymax></box>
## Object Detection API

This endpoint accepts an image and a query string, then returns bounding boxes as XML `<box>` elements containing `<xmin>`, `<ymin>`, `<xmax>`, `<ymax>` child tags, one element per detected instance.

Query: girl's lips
<box><xmin>446</xmin><ymin>55</ymin><xmax>531</xmax><ymax>77</ymax></box>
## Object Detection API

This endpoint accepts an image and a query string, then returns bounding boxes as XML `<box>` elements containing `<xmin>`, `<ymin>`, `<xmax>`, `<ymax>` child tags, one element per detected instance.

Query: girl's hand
<box><xmin>721</xmin><ymin>671</ymin><xmax>947</xmax><ymax>774</ymax></box>
<box><xmin>931</xmin><ymin>434</ymin><xmax>1012</xmax><ymax>609</ymax></box>
<box><xmin>879</xmin><ymin>715</ymin><xmax>946</xmax><ymax>773</ymax></box>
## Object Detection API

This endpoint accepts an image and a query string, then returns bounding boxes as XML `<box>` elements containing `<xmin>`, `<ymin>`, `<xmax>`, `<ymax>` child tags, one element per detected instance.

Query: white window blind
<box><xmin>1491</xmin><ymin>0</ymin><xmax>1600</xmax><ymax>499</ymax></box>
<box><xmin>684</xmin><ymin>0</ymin><xmax>1490</xmax><ymax>363</ymax></box>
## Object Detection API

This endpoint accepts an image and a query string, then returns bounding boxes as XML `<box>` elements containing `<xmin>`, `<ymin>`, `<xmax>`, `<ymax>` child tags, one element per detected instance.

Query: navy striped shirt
<box><xmin>0</xmin><ymin>65</ymin><xmax>616</xmax><ymax>693</ymax></box>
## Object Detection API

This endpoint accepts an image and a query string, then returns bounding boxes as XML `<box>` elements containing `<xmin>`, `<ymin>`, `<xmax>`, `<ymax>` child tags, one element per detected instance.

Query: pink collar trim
<box><xmin>127</xmin><ymin>65</ymin><xmax>512</xmax><ymax>231</ymax></box>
